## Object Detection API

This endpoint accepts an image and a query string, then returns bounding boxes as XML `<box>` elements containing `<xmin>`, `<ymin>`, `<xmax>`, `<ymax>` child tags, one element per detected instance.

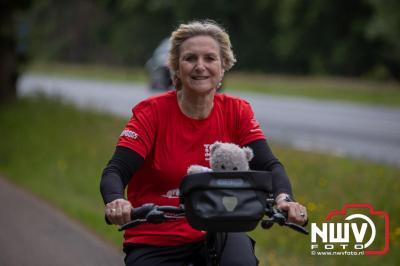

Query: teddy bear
<box><xmin>187</xmin><ymin>141</ymin><xmax>254</xmax><ymax>174</ymax></box>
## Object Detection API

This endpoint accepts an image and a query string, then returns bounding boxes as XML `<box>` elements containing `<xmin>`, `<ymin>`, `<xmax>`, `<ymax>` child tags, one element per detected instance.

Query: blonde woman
<box><xmin>101</xmin><ymin>20</ymin><xmax>307</xmax><ymax>266</ymax></box>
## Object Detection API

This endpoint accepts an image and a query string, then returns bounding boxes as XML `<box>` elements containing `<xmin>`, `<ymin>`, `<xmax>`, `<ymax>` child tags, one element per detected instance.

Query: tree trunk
<box><xmin>0</xmin><ymin>41</ymin><xmax>18</xmax><ymax>104</ymax></box>
<box><xmin>0</xmin><ymin>1</ymin><xmax>23</xmax><ymax>104</ymax></box>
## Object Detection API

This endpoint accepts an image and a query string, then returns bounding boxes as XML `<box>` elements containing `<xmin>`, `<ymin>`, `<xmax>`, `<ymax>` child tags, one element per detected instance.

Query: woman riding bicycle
<box><xmin>100</xmin><ymin>19</ymin><xmax>307</xmax><ymax>266</ymax></box>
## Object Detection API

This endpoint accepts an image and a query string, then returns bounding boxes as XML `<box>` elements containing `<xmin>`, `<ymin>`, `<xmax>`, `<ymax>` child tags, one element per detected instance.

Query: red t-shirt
<box><xmin>117</xmin><ymin>90</ymin><xmax>265</xmax><ymax>246</ymax></box>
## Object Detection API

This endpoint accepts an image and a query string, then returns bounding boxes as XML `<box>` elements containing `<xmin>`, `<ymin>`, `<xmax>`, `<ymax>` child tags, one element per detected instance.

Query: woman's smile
<box><xmin>192</xmin><ymin>76</ymin><xmax>209</xmax><ymax>80</ymax></box>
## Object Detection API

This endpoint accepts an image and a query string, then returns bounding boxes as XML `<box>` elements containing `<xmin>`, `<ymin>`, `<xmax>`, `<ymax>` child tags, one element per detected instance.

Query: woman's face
<box><xmin>177</xmin><ymin>35</ymin><xmax>224</xmax><ymax>93</ymax></box>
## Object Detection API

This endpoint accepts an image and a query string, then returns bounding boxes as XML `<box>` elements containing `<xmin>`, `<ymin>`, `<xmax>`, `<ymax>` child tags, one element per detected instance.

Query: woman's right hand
<box><xmin>105</xmin><ymin>198</ymin><xmax>132</xmax><ymax>225</ymax></box>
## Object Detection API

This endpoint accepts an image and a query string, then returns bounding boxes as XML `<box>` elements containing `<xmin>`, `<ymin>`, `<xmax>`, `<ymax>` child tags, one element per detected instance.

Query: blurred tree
<box><xmin>366</xmin><ymin>0</ymin><xmax>400</xmax><ymax>79</ymax></box>
<box><xmin>272</xmin><ymin>0</ymin><xmax>381</xmax><ymax>76</ymax></box>
<box><xmin>103</xmin><ymin>0</ymin><xmax>175</xmax><ymax>65</ymax></box>
<box><xmin>167</xmin><ymin>0</ymin><xmax>281</xmax><ymax>71</ymax></box>
<box><xmin>28</xmin><ymin>0</ymin><xmax>109</xmax><ymax>63</ymax></box>
<box><xmin>0</xmin><ymin>0</ymin><xmax>31</xmax><ymax>104</ymax></box>
<box><xmin>23</xmin><ymin>0</ymin><xmax>400</xmax><ymax>80</ymax></box>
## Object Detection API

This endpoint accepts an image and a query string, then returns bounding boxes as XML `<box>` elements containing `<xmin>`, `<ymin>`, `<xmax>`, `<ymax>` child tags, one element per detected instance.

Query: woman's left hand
<box><xmin>275</xmin><ymin>194</ymin><xmax>308</xmax><ymax>226</ymax></box>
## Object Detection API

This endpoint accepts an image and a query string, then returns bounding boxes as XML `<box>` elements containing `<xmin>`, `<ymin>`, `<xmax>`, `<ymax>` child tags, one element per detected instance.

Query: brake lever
<box><xmin>119</xmin><ymin>219</ymin><xmax>146</xmax><ymax>231</ymax></box>
<box><xmin>119</xmin><ymin>209</ymin><xmax>166</xmax><ymax>231</ymax></box>
<box><xmin>284</xmin><ymin>222</ymin><xmax>309</xmax><ymax>235</ymax></box>
<box><xmin>146</xmin><ymin>209</ymin><xmax>168</xmax><ymax>223</ymax></box>
<box><xmin>132</xmin><ymin>203</ymin><xmax>156</xmax><ymax>219</ymax></box>
<box><xmin>261</xmin><ymin>216</ymin><xmax>309</xmax><ymax>235</ymax></box>
<box><xmin>263</xmin><ymin>203</ymin><xmax>309</xmax><ymax>235</ymax></box>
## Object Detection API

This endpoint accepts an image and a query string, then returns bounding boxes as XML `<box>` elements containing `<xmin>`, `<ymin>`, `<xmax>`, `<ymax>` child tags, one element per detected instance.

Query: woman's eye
<box><xmin>185</xmin><ymin>56</ymin><xmax>195</xmax><ymax>61</ymax></box>
<box><xmin>206</xmin><ymin>56</ymin><xmax>216</xmax><ymax>61</ymax></box>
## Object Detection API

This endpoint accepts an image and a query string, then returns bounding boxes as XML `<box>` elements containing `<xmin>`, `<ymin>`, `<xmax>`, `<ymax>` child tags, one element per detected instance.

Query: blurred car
<box><xmin>145</xmin><ymin>38</ymin><xmax>173</xmax><ymax>91</ymax></box>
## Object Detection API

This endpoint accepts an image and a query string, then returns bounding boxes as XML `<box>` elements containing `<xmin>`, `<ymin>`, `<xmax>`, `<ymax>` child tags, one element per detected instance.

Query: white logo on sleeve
<box><xmin>120</xmin><ymin>130</ymin><xmax>138</xmax><ymax>139</ymax></box>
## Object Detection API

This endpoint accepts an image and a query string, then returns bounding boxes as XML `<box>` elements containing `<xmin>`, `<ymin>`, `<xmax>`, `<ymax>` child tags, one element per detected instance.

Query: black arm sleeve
<box><xmin>100</xmin><ymin>146</ymin><xmax>144</xmax><ymax>204</ymax></box>
<box><xmin>247</xmin><ymin>139</ymin><xmax>293</xmax><ymax>198</ymax></box>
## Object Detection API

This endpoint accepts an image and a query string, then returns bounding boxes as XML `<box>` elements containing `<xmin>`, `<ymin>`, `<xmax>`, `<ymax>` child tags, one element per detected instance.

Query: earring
<box><xmin>216</xmin><ymin>81</ymin><xmax>223</xmax><ymax>91</ymax></box>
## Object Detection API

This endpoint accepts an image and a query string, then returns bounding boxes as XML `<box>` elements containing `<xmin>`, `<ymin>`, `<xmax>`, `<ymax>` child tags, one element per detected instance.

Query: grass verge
<box><xmin>0</xmin><ymin>96</ymin><xmax>399</xmax><ymax>265</ymax></box>
<box><xmin>225</xmin><ymin>72</ymin><xmax>400</xmax><ymax>106</ymax></box>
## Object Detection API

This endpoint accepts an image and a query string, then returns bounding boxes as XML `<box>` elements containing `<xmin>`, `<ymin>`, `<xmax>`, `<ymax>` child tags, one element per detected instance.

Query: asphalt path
<box><xmin>0</xmin><ymin>176</ymin><xmax>124</xmax><ymax>266</ymax></box>
<box><xmin>18</xmin><ymin>74</ymin><xmax>400</xmax><ymax>166</ymax></box>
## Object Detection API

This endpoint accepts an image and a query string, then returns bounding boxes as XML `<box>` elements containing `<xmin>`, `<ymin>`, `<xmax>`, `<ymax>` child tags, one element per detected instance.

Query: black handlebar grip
<box><xmin>106</xmin><ymin>203</ymin><xmax>156</xmax><ymax>226</ymax></box>
<box><xmin>277</xmin><ymin>208</ymin><xmax>288</xmax><ymax>219</ymax></box>
<box><xmin>131</xmin><ymin>203</ymin><xmax>156</xmax><ymax>220</ymax></box>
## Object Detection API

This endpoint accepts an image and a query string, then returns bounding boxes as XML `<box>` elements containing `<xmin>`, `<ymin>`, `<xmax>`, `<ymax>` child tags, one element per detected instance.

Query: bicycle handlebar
<box><xmin>261</xmin><ymin>200</ymin><xmax>309</xmax><ymax>235</ymax></box>
<box><xmin>118</xmin><ymin>203</ymin><xmax>185</xmax><ymax>231</ymax></box>
<box><xmin>114</xmin><ymin>202</ymin><xmax>309</xmax><ymax>235</ymax></box>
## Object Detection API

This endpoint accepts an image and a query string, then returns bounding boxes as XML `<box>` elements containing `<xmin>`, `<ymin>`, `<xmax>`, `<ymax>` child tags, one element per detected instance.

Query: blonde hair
<box><xmin>168</xmin><ymin>20</ymin><xmax>236</xmax><ymax>89</ymax></box>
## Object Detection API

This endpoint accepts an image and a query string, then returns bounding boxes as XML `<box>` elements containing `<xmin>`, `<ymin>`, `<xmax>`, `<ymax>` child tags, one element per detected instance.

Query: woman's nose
<box><xmin>194</xmin><ymin>58</ymin><xmax>206</xmax><ymax>71</ymax></box>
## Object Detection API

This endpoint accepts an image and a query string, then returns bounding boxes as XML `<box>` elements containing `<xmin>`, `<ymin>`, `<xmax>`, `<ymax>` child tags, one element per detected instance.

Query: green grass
<box><xmin>26</xmin><ymin>62</ymin><xmax>400</xmax><ymax>106</ymax></box>
<box><xmin>225</xmin><ymin>72</ymin><xmax>400</xmax><ymax>106</ymax></box>
<box><xmin>250</xmin><ymin>146</ymin><xmax>400</xmax><ymax>266</ymax></box>
<box><xmin>0</xmin><ymin>96</ymin><xmax>399</xmax><ymax>265</ymax></box>
<box><xmin>0</xmin><ymin>95</ymin><xmax>124</xmax><ymax>246</ymax></box>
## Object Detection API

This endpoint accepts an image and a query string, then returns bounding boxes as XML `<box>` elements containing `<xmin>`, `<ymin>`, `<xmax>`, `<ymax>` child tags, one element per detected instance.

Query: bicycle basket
<box><xmin>179</xmin><ymin>171</ymin><xmax>272</xmax><ymax>232</ymax></box>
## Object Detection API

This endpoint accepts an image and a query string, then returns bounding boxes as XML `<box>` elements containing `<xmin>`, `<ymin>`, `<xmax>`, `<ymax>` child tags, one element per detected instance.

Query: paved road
<box><xmin>18</xmin><ymin>74</ymin><xmax>400</xmax><ymax>166</ymax></box>
<box><xmin>0</xmin><ymin>176</ymin><xmax>124</xmax><ymax>266</ymax></box>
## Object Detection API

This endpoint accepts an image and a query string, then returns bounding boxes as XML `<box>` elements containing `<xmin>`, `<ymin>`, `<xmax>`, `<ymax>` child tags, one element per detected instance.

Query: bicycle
<box><xmin>108</xmin><ymin>171</ymin><xmax>308</xmax><ymax>266</ymax></box>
